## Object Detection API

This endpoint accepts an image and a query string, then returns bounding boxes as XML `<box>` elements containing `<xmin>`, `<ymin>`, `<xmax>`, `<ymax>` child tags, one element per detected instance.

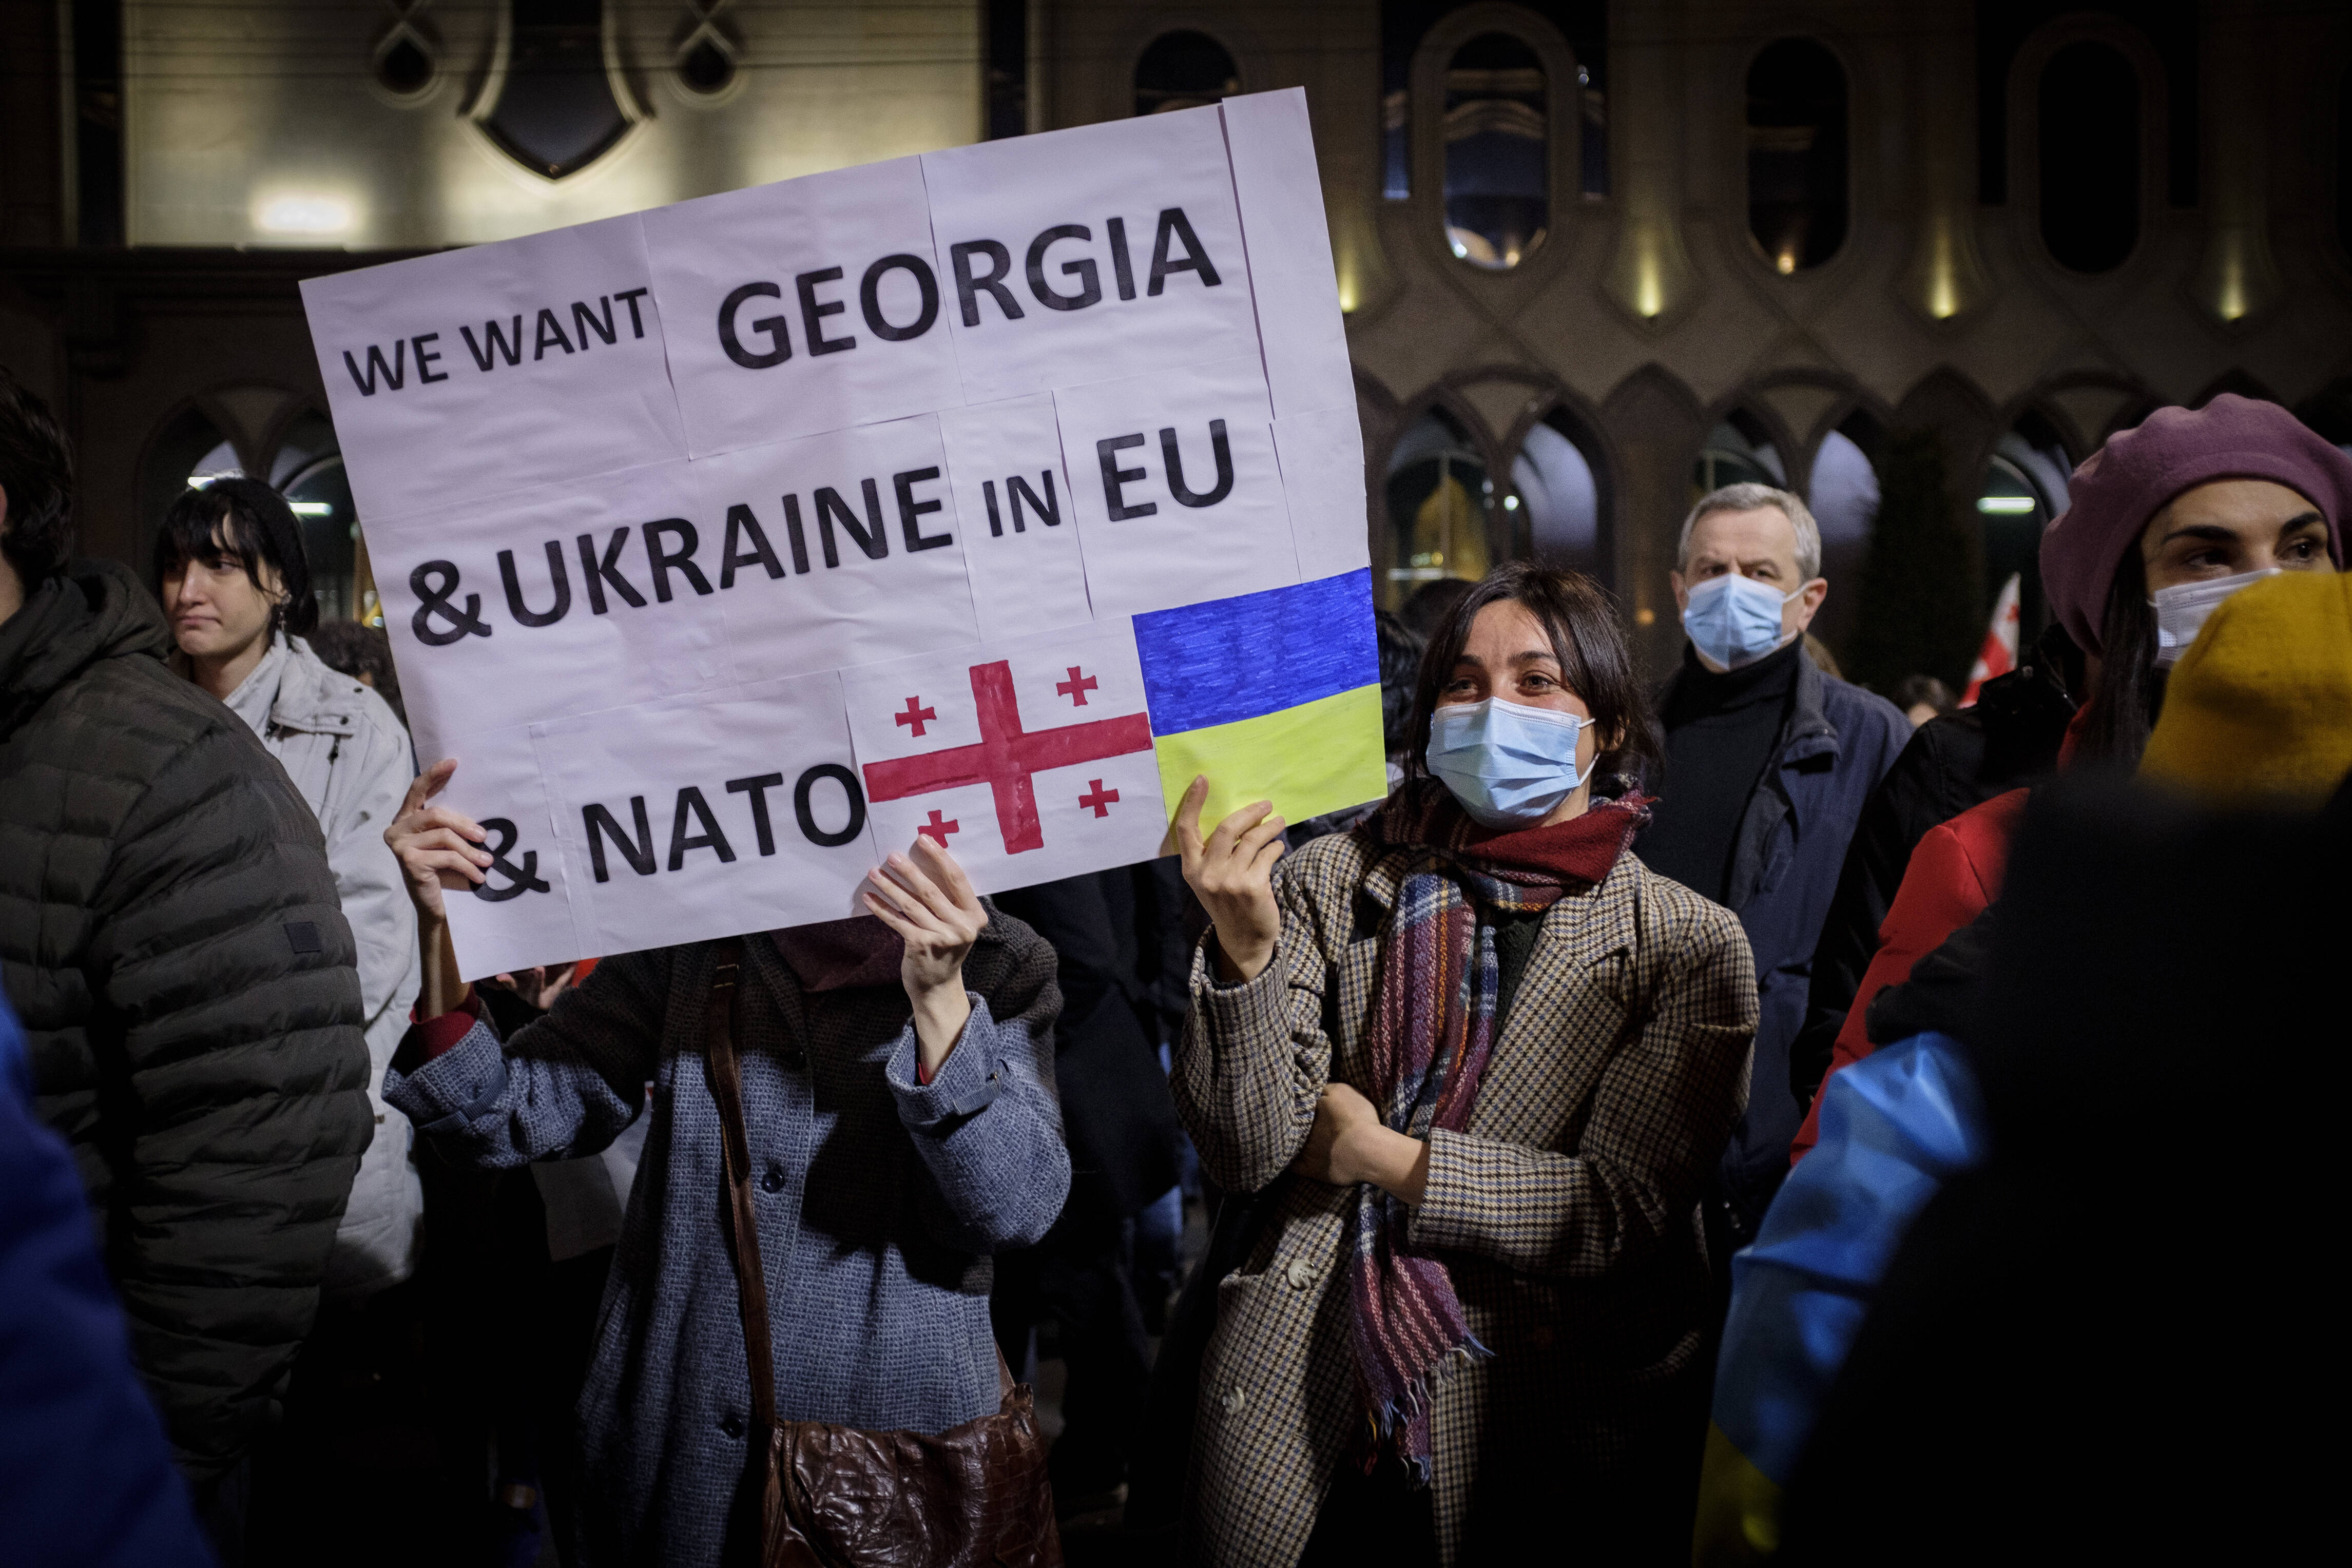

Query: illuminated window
<box><xmin>2039</xmin><ymin>42</ymin><xmax>2139</xmax><ymax>273</ymax></box>
<box><xmin>1134</xmin><ymin>32</ymin><xmax>1239</xmax><ymax>117</ymax></box>
<box><xmin>1443</xmin><ymin>33</ymin><xmax>1547</xmax><ymax>270</ymax></box>
<box><xmin>1746</xmin><ymin>39</ymin><xmax>1848</xmax><ymax>273</ymax></box>
<box><xmin>484</xmin><ymin>0</ymin><xmax>630</xmax><ymax>179</ymax></box>
<box><xmin>1384</xmin><ymin>409</ymin><xmax>1494</xmax><ymax>607</ymax></box>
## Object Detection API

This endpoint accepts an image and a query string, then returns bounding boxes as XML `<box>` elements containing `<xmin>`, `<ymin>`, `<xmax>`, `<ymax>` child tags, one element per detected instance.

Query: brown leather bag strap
<box><xmin>703</xmin><ymin>939</ymin><xmax>778</xmax><ymax>1438</ymax></box>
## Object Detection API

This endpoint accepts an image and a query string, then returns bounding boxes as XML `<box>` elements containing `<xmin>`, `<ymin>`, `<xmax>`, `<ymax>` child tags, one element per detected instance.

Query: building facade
<box><xmin>4</xmin><ymin>0</ymin><xmax>2348</xmax><ymax>675</ymax></box>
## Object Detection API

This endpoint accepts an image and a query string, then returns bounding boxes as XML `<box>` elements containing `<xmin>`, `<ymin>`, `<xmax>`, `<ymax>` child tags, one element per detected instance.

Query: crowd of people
<box><xmin>3</xmin><ymin>355</ymin><xmax>2345</xmax><ymax>1568</ymax></box>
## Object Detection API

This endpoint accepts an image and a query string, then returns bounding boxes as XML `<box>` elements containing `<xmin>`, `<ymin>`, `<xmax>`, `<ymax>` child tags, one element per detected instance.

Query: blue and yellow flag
<box><xmin>1135</xmin><ymin>567</ymin><xmax>1389</xmax><ymax>833</ymax></box>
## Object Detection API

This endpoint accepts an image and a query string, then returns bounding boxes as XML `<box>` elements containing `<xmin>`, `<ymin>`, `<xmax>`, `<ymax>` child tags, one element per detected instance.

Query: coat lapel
<box><xmin>1471</xmin><ymin>853</ymin><xmax>1644</xmax><ymax>1137</ymax></box>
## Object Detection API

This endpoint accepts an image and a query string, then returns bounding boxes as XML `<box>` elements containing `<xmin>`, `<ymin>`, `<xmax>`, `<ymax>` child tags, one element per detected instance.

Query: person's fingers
<box><xmin>1206</xmin><ymin>799</ymin><xmax>1274</xmax><ymax>857</ymax></box>
<box><xmin>910</xmin><ymin>834</ymin><xmax>981</xmax><ymax>913</ymax></box>
<box><xmin>1247</xmin><ymin>835</ymin><xmax>1286</xmax><ymax>880</ymax></box>
<box><xmin>879</xmin><ymin>856</ymin><xmax>956</xmax><ymax>929</ymax></box>
<box><xmin>860</xmin><ymin>870</ymin><xmax>932</xmax><ymax>932</ymax></box>
<box><xmin>1233</xmin><ymin>812</ymin><xmax>1287</xmax><ymax>861</ymax></box>
<box><xmin>416</xmin><ymin>848</ymin><xmax>487</xmax><ymax>885</ymax></box>
<box><xmin>1174</xmin><ymin>776</ymin><xmax>1209</xmax><ymax>867</ymax></box>
<box><xmin>860</xmin><ymin>889</ymin><xmax>921</xmax><ymax>942</ymax></box>
<box><xmin>407</xmin><ymin>826</ymin><xmax>491</xmax><ymax>864</ymax></box>
<box><xmin>402</xmin><ymin>759</ymin><xmax>457</xmax><ymax>817</ymax></box>
<box><xmin>412</xmin><ymin>806</ymin><xmax>486</xmax><ymax>842</ymax></box>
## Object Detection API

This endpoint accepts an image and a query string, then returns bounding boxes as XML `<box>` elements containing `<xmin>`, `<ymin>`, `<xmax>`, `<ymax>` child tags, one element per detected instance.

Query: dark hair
<box><xmin>154</xmin><ymin>476</ymin><xmax>318</xmax><ymax>638</ymax></box>
<box><xmin>1374</xmin><ymin>609</ymin><xmax>1424</xmax><ymax>755</ymax></box>
<box><xmin>303</xmin><ymin>618</ymin><xmax>406</xmax><ymax>729</ymax></box>
<box><xmin>1403</xmin><ymin>562</ymin><xmax>1660</xmax><ymax>788</ymax></box>
<box><xmin>0</xmin><ymin>365</ymin><xmax>75</xmax><ymax>583</ymax></box>
<box><xmin>2073</xmin><ymin>546</ymin><xmax>2164</xmax><ymax>766</ymax></box>
<box><xmin>1399</xmin><ymin>576</ymin><xmax>1476</xmax><ymax>641</ymax></box>
<box><xmin>1893</xmin><ymin>673</ymin><xmax>1957</xmax><ymax>716</ymax></box>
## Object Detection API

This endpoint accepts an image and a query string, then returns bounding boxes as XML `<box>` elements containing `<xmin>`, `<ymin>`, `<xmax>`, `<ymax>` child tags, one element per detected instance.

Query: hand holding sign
<box><xmin>859</xmin><ymin>836</ymin><xmax>988</xmax><ymax>1078</ymax></box>
<box><xmin>387</xmin><ymin>759</ymin><xmax>495</xmax><ymax>919</ymax></box>
<box><xmin>1173</xmin><ymin>774</ymin><xmax>1284</xmax><ymax>985</ymax></box>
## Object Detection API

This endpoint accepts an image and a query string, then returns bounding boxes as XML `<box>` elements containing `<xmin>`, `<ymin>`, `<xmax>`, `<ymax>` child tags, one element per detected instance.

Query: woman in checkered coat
<box><xmin>1170</xmin><ymin>565</ymin><xmax>1758</xmax><ymax>1566</ymax></box>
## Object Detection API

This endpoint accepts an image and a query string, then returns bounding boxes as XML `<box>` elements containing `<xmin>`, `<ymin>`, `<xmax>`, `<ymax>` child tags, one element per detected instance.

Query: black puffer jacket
<box><xmin>0</xmin><ymin>560</ymin><xmax>371</xmax><ymax>1482</ymax></box>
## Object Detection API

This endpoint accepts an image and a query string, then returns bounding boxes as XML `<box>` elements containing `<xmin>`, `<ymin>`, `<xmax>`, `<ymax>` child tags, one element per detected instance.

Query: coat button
<box><xmin>720</xmin><ymin>1415</ymin><xmax>745</xmax><ymax>1439</ymax></box>
<box><xmin>760</xmin><ymin>1165</ymin><xmax>786</xmax><ymax>1194</ymax></box>
<box><xmin>1284</xmin><ymin>1259</ymin><xmax>1315</xmax><ymax>1290</ymax></box>
<box><xmin>1221</xmin><ymin>1387</ymin><xmax>1247</xmax><ymax>1415</ymax></box>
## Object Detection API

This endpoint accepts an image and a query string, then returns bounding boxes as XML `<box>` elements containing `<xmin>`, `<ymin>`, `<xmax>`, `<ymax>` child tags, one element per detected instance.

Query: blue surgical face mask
<box><xmin>1424</xmin><ymin>697</ymin><xmax>1593</xmax><ymax>829</ymax></box>
<box><xmin>1682</xmin><ymin>572</ymin><xmax>1800</xmax><ymax>669</ymax></box>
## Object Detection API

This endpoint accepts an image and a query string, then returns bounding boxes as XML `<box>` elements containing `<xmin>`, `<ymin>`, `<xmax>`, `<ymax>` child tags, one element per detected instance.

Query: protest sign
<box><xmin>304</xmin><ymin>89</ymin><xmax>1382</xmax><ymax>976</ymax></box>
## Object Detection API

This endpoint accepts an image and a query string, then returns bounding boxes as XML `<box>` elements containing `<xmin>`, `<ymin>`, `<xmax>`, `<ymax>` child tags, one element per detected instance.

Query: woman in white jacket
<box><xmin>157</xmin><ymin>476</ymin><xmax>422</xmax><ymax>1298</ymax></box>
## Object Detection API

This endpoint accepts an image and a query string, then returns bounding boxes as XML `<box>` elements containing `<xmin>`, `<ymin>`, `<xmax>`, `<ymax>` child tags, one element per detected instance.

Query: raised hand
<box><xmin>859</xmin><ymin>834</ymin><xmax>987</xmax><ymax>1077</ymax></box>
<box><xmin>1173</xmin><ymin>775</ymin><xmax>1285</xmax><ymax>983</ymax></box>
<box><xmin>384</xmin><ymin>759</ymin><xmax>490</xmax><ymax>923</ymax></box>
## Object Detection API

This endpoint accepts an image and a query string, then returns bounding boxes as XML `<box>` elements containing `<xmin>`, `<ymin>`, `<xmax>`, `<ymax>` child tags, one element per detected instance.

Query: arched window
<box><xmin>269</xmin><ymin>413</ymin><xmax>362</xmax><ymax>624</ymax></box>
<box><xmin>1507</xmin><ymin>413</ymin><xmax>1609</xmax><ymax>588</ymax></box>
<box><xmin>1443</xmin><ymin>33</ymin><xmax>1547</xmax><ymax>270</ymax></box>
<box><xmin>1807</xmin><ymin>413</ymin><xmax>1879</xmax><ymax>651</ymax></box>
<box><xmin>1691</xmin><ymin>412</ymin><xmax>1784</xmax><ymax>496</ymax></box>
<box><xmin>1746</xmin><ymin>39</ymin><xmax>1848</xmax><ymax>273</ymax></box>
<box><xmin>1384</xmin><ymin>409</ymin><xmax>1494</xmax><ymax>607</ymax></box>
<box><xmin>2038</xmin><ymin>41</ymin><xmax>2139</xmax><ymax>273</ymax></box>
<box><xmin>1134</xmin><ymin>31</ymin><xmax>1239</xmax><ymax>117</ymax></box>
<box><xmin>1975</xmin><ymin>413</ymin><xmax>2073</xmax><ymax>633</ymax></box>
<box><xmin>483</xmin><ymin>0</ymin><xmax>630</xmax><ymax>179</ymax></box>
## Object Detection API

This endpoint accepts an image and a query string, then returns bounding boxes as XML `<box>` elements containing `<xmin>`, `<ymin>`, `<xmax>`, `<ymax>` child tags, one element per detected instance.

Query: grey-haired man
<box><xmin>1637</xmin><ymin>483</ymin><xmax>1907</xmax><ymax>1247</ymax></box>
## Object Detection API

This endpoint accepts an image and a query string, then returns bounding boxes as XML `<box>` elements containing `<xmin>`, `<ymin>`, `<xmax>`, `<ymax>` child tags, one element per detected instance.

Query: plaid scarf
<box><xmin>1343</xmin><ymin>779</ymin><xmax>1652</xmax><ymax>1481</ymax></box>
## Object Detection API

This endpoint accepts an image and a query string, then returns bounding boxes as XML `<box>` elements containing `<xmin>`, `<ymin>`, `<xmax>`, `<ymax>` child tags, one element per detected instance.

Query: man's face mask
<box><xmin>2150</xmin><ymin>568</ymin><xmax>2280</xmax><ymax>668</ymax></box>
<box><xmin>1681</xmin><ymin>572</ymin><xmax>1800</xmax><ymax>670</ymax></box>
<box><xmin>1425</xmin><ymin>698</ymin><xmax>1593</xmax><ymax>830</ymax></box>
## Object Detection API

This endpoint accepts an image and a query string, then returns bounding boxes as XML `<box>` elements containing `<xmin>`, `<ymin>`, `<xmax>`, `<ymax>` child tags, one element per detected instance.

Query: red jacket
<box><xmin>1789</xmin><ymin>788</ymin><xmax>2027</xmax><ymax>1163</ymax></box>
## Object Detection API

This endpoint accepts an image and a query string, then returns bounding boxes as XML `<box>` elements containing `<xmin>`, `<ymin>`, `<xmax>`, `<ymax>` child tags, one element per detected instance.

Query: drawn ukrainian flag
<box><xmin>1135</xmin><ymin>567</ymin><xmax>1389</xmax><ymax>834</ymax></box>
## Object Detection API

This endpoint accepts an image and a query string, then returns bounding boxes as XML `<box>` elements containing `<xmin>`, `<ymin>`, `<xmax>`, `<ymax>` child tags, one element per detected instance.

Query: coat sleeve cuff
<box><xmin>402</xmin><ymin>988</ymin><xmax>485</xmax><ymax>1063</ymax></box>
<box><xmin>1401</xmin><ymin>1127</ymin><xmax>1482</xmax><ymax>1253</ymax></box>
<box><xmin>887</xmin><ymin>995</ymin><xmax>1007</xmax><ymax>1131</ymax></box>
<box><xmin>1187</xmin><ymin>935</ymin><xmax>1289</xmax><ymax>1045</ymax></box>
<box><xmin>383</xmin><ymin>1019</ymin><xmax>510</xmax><ymax>1137</ymax></box>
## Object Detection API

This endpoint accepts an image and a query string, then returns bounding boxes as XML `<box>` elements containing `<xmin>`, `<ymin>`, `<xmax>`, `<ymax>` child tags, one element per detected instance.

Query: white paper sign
<box><xmin>309</xmin><ymin>90</ymin><xmax>1380</xmax><ymax>976</ymax></box>
<box><xmin>644</xmin><ymin>159</ymin><xmax>967</xmax><ymax>458</ymax></box>
<box><xmin>301</xmin><ymin>215</ymin><xmax>687</xmax><ymax>525</ymax></box>
<box><xmin>1055</xmin><ymin>354</ymin><xmax>1298</xmax><ymax>618</ymax></box>
<box><xmin>841</xmin><ymin>619</ymin><xmax>1166</xmax><ymax>893</ymax></box>
<box><xmin>535</xmin><ymin>671</ymin><xmax>878</xmax><ymax>952</ymax></box>
<box><xmin>937</xmin><ymin>395</ymin><xmax>1093</xmax><ymax>638</ymax></box>
<box><xmin>697</xmin><ymin>414</ymin><xmax>984</xmax><ymax>682</ymax></box>
<box><xmin>920</xmin><ymin>108</ymin><xmax>1262</xmax><ymax>405</ymax></box>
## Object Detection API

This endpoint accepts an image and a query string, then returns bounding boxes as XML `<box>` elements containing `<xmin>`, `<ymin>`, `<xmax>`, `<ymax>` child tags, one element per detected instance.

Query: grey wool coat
<box><xmin>382</xmin><ymin>914</ymin><xmax>1070</xmax><ymax>1568</ymax></box>
<box><xmin>1172</xmin><ymin>829</ymin><xmax>1758</xmax><ymax>1568</ymax></box>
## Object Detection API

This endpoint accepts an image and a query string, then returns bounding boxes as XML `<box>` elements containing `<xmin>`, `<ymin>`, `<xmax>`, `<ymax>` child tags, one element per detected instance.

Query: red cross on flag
<box><xmin>840</xmin><ymin>619</ymin><xmax>1168</xmax><ymax>892</ymax></box>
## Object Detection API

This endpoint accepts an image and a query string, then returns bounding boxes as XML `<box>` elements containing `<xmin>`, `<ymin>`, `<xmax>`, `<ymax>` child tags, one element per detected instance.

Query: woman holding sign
<box><xmin>379</xmin><ymin>770</ymin><xmax>1070</xmax><ymax>1567</ymax></box>
<box><xmin>1170</xmin><ymin>564</ymin><xmax>1758</xmax><ymax>1566</ymax></box>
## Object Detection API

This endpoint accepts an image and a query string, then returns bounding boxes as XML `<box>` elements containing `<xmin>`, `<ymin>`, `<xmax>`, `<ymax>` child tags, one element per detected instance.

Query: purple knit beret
<box><xmin>2038</xmin><ymin>394</ymin><xmax>2352</xmax><ymax>655</ymax></box>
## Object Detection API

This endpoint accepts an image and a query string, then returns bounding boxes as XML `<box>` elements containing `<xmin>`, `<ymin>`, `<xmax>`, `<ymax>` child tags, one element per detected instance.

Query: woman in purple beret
<box><xmin>2038</xmin><ymin>393</ymin><xmax>2350</xmax><ymax>760</ymax></box>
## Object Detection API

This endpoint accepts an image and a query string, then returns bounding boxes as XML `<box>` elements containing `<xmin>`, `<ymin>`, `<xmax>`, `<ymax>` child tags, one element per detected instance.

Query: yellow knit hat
<box><xmin>2139</xmin><ymin>571</ymin><xmax>2352</xmax><ymax>808</ymax></box>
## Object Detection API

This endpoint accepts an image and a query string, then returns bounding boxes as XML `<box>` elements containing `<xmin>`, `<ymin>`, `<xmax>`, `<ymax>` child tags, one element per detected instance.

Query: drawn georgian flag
<box><xmin>1959</xmin><ymin>572</ymin><xmax>2022</xmax><ymax>708</ymax></box>
<box><xmin>839</xmin><ymin>618</ymin><xmax>1169</xmax><ymax>892</ymax></box>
